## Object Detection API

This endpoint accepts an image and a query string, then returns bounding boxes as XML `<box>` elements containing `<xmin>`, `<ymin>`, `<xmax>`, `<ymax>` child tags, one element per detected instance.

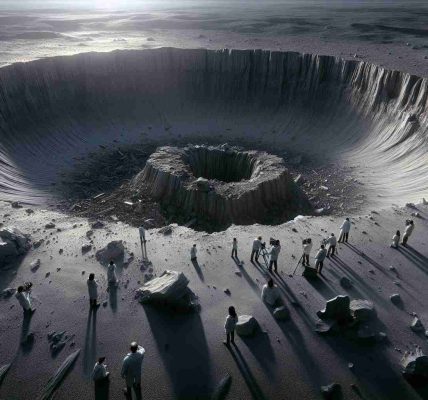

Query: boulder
<box><xmin>315</xmin><ymin>319</ymin><xmax>337</xmax><ymax>335</ymax></box>
<box><xmin>410</xmin><ymin>317</ymin><xmax>425</xmax><ymax>333</ymax></box>
<box><xmin>95</xmin><ymin>241</ymin><xmax>125</xmax><ymax>264</ymax></box>
<box><xmin>236</xmin><ymin>315</ymin><xmax>257</xmax><ymax>336</ymax></box>
<box><xmin>402</xmin><ymin>348</ymin><xmax>428</xmax><ymax>380</ymax></box>
<box><xmin>0</xmin><ymin>287</ymin><xmax>15</xmax><ymax>298</ymax></box>
<box><xmin>350</xmin><ymin>300</ymin><xmax>376</xmax><ymax>322</ymax></box>
<box><xmin>390</xmin><ymin>294</ymin><xmax>401</xmax><ymax>305</ymax></box>
<box><xmin>339</xmin><ymin>277</ymin><xmax>352</xmax><ymax>289</ymax></box>
<box><xmin>45</xmin><ymin>222</ymin><xmax>56</xmax><ymax>229</ymax></box>
<box><xmin>91</xmin><ymin>220</ymin><xmax>105</xmax><ymax>229</ymax></box>
<box><xmin>317</xmin><ymin>295</ymin><xmax>351</xmax><ymax>321</ymax></box>
<box><xmin>355</xmin><ymin>324</ymin><xmax>377</xmax><ymax>343</ymax></box>
<box><xmin>195</xmin><ymin>177</ymin><xmax>210</xmax><ymax>192</ymax></box>
<box><xmin>273</xmin><ymin>306</ymin><xmax>289</xmax><ymax>321</ymax></box>
<box><xmin>11</xmin><ymin>201</ymin><xmax>23</xmax><ymax>209</ymax></box>
<box><xmin>159</xmin><ymin>225</ymin><xmax>173</xmax><ymax>235</ymax></box>
<box><xmin>81</xmin><ymin>244</ymin><xmax>92</xmax><ymax>253</ymax></box>
<box><xmin>0</xmin><ymin>227</ymin><xmax>31</xmax><ymax>264</ymax></box>
<box><xmin>321</xmin><ymin>383</ymin><xmax>342</xmax><ymax>400</ymax></box>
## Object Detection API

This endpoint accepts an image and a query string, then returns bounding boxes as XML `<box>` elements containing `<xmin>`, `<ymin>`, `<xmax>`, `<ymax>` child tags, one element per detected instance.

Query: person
<box><xmin>107</xmin><ymin>260</ymin><xmax>118</xmax><ymax>286</ymax></box>
<box><xmin>401</xmin><ymin>220</ymin><xmax>414</xmax><ymax>246</ymax></box>
<box><xmin>139</xmin><ymin>224</ymin><xmax>146</xmax><ymax>258</ymax></box>
<box><xmin>338</xmin><ymin>218</ymin><xmax>351</xmax><ymax>243</ymax></box>
<box><xmin>251</xmin><ymin>236</ymin><xmax>262</xmax><ymax>262</ymax></box>
<box><xmin>224</xmin><ymin>306</ymin><xmax>238</xmax><ymax>346</ymax></box>
<box><xmin>121</xmin><ymin>342</ymin><xmax>145</xmax><ymax>400</ymax></box>
<box><xmin>302</xmin><ymin>238</ymin><xmax>312</xmax><ymax>266</ymax></box>
<box><xmin>190</xmin><ymin>244</ymin><xmax>197</xmax><ymax>261</ymax></box>
<box><xmin>87</xmin><ymin>273</ymin><xmax>99</xmax><ymax>308</ymax></box>
<box><xmin>261</xmin><ymin>278</ymin><xmax>281</xmax><ymax>306</ymax></box>
<box><xmin>91</xmin><ymin>357</ymin><xmax>110</xmax><ymax>382</ymax></box>
<box><xmin>315</xmin><ymin>244</ymin><xmax>327</xmax><ymax>275</ymax></box>
<box><xmin>231</xmin><ymin>238</ymin><xmax>238</xmax><ymax>258</ymax></box>
<box><xmin>15</xmin><ymin>284</ymin><xmax>35</xmax><ymax>315</ymax></box>
<box><xmin>268</xmin><ymin>240</ymin><xmax>281</xmax><ymax>272</ymax></box>
<box><xmin>391</xmin><ymin>230</ymin><xmax>400</xmax><ymax>249</ymax></box>
<box><xmin>326</xmin><ymin>233</ymin><xmax>337</xmax><ymax>258</ymax></box>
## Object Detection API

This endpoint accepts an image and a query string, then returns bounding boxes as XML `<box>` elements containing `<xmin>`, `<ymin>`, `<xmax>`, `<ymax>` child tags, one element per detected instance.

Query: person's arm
<box><xmin>121</xmin><ymin>359</ymin><xmax>127</xmax><ymax>378</ymax></box>
<box><xmin>137</xmin><ymin>345</ymin><xmax>145</xmax><ymax>355</ymax></box>
<box><xmin>261</xmin><ymin>286</ymin><xmax>267</xmax><ymax>302</ymax></box>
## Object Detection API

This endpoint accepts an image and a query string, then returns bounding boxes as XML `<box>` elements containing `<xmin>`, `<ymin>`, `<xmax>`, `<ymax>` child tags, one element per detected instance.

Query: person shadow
<box><xmin>20</xmin><ymin>312</ymin><xmax>35</xmax><ymax>354</ymax></box>
<box><xmin>94</xmin><ymin>378</ymin><xmax>110</xmax><ymax>400</ymax></box>
<box><xmin>191</xmin><ymin>258</ymin><xmax>205</xmax><ymax>282</ymax></box>
<box><xmin>83</xmin><ymin>308</ymin><xmax>97</xmax><ymax>378</ymax></box>
<box><xmin>108</xmin><ymin>285</ymin><xmax>118</xmax><ymax>313</ymax></box>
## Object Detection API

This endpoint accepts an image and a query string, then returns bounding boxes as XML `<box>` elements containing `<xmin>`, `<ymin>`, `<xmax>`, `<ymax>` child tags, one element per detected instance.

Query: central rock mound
<box><xmin>132</xmin><ymin>144</ymin><xmax>311</xmax><ymax>226</ymax></box>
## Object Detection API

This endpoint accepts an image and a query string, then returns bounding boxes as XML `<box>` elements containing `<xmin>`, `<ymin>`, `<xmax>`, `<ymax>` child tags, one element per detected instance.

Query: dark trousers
<box><xmin>232</xmin><ymin>249</ymin><xmax>237</xmax><ymax>258</ymax></box>
<box><xmin>316</xmin><ymin>260</ymin><xmax>324</xmax><ymax>274</ymax></box>
<box><xmin>226</xmin><ymin>331</ymin><xmax>235</xmax><ymax>345</ymax></box>
<box><xmin>90</xmin><ymin>299</ymin><xmax>98</xmax><ymax>308</ymax></box>
<box><xmin>327</xmin><ymin>245</ymin><xmax>336</xmax><ymax>257</ymax></box>
<box><xmin>269</xmin><ymin>260</ymin><xmax>278</xmax><ymax>271</ymax></box>
<box><xmin>402</xmin><ymin>234</ymin><xmax>409</xmax><ymax>245</ymax></box>
<box><xmin>302</xmin><ymin>254</ymin><xmax>309</xmax><ymax>266</ymax></box>
<box><xmin>338</xmin><ymin>232</ymin><xmax>349</xmax><ymax>243</ymax></box>
<box><xmin>250</xmin><ymin>249</ymin><xmax>259</xmax><ymax>261</ymax></box>
<box><xmin>125</xmin><ymin>383</ymin><xmax>142</xmax><ymax>400</ymax></box>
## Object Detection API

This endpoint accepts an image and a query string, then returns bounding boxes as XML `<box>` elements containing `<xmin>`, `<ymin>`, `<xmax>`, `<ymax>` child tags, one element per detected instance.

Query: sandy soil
<box><xmin>1</xmin><ymin>200</ymin><xmax>427</xmax><ymax>400</ymax></box>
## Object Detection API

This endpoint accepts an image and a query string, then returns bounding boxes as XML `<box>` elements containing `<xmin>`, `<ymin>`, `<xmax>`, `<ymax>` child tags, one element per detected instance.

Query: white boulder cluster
<box><xmin>0</xmin><ymin>227</ymin><xmax>31</xmax><ymax>265</ymax></box>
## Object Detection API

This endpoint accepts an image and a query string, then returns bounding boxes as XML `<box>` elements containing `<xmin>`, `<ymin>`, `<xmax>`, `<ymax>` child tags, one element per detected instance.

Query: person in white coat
<box><xmin>261</xmin><ymin>279</ymin><xmax>281</xmax><ymax>306</ymax></box>
<box><xmin>91</xmin><ymin>357</ymin><xmax>110</xmax><ymax>382</ymax></box>
<box><xmin>326</xmin><ymin>233</ymin><xmax>337</xmax><ymax>257</ymax></box>
<box><xmin>251</xmin><ymin>236</ymin><xmax>262</xmax><ymax>262</ymax></box>
<box><xmin>315</xmin><ymin>245</ymin><xmax>327</xmax><ymax>274</ymax></box>
<box><xmin>391</xmin><ymin>230</ymin><xmax>400</xmax><ymax>249</ymax></box>
<box><xmin>107</xmin><ymin>261</ymin><xmax>118</xmax><ymax>286</ymax></box>
<box><xmin>401</xmin><ymin>220</ymin><xmax>414</xmax><ymax>246</ymax></box>
<box><xmin>190</xmin><ymin>244</ymin><xmax>197</xmax><ymax>260</ymax></box>
<box><xmin>268</xmin><ymin>241</ymin><xmax>281</xmax><ymax>272</ymax></box>
<box><xmin>121</xmin><ymin>342</ymin><xmax>145</xmax><ymax>400</ymax></box>
<box><xmin>87</xmin><ymin>273</ymin><xmax>99</xmax><ymax>308</ymax></box>
<box><xmin>224</xmin><ymin>306</ymin><xmax>238</xmax><ymax>346</ymax></box>
<box><xmin>15</xmin><ymin>285</ymin><xmax>35</xmax><ymax>315</ymax></box>
<box><xmin>302</xmin><ymin>238</ymin><xmax>312</xmax><ymax>266</ymax></box>
<box><xmin>338</xmin><ymin>218</ymin><xmax>351</xmax><ymax>243</ymax></box>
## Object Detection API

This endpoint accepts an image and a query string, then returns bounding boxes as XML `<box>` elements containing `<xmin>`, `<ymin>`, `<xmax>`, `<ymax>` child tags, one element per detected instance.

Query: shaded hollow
<box><xmin>132</xmin><ymin>145</ymin><xmax>312</xmax><ymax>228</ymax></box>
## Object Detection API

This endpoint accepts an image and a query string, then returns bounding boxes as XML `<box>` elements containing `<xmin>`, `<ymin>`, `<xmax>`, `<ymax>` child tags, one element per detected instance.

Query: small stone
<box><xmin>11</xmin><ymin>202</ymin><xmax>23</xmax><ymax>209</ymax></box>
<box><xmin>81</xmin><ymin>244</ymin><xmax>92</xmax><ymax>253</ymax></box>
<box><xmin>390</xmin><ymin>294</ymin><xmax>401</xmax><ymax>305</ymax></box>
<box><xmin>320</xmin><ymin>383</ymin><xmax>341</xmax><ymax>399</ymax></box>
<box><xmin>273</xmin><ymin>306</ymin><xmax>289</xmax><ymax>321</ymax></box>
<box><xmin>30</xmin><ymin>259</ymin><xmax>41</xmax><ymax>272</ymax></box>
<box><xmin>224</xmin><ymin>289</ymin><xmax>231</xmax><ymax>295</ymax></box>
<box><xmin>91</xmin><ymin>221</ymin><xmax>105</xmax><ymax>229</ymax></box>
<box><xmin>410</xmin><ymin>317</ymin><xmax>425</xmax><ymax>333</ymax></box>
<box><xmin>45</xmin><ymin>222</ymin><xmax>55</xmax><ymax>229</ymax></box>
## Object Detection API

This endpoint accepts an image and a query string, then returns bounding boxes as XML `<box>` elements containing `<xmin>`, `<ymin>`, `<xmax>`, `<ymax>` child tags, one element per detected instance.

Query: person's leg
<box><xmin>134</xmin><ymin>381</ymin><xmax>142</xmax><ymax>400</ymax></box>
<box><xmin>231</xmin><ymin>330</ymin><xmax>235</xmax><ymax>344</ymax></box>
<box><xmin>274</xmin><ymin>260</ymin><xmax>278</xmax><ymax>272</ymax></box>
<box><xmin>268</xmin><ymin>260</ymin><xmax>273</xmax><ymax>271</ymax></box>
<box><xmin>331</xmin><ymin>246</ymin><xmax>336</xmax><ymax>256</ymax></box>
<box><xmin>250</xmin><ymin>250</ymin><xmax>255</xmax><ymax>261</ymax></box>
<box><xmin>319</xmin><ymin>261</ymin><xmax>323</xmax><ymax>274</ymax></box>
<box><xmin>315</xmin><ymin>260</ymin><xmax>320</xmax><ymax>273</ymax></box>
<box><xmin>327</xmin><ymin>247</ymin><xmax>331</xmax><ymax>257</ymax></box>
<box><xmin>345</xmin><ymin>233</ymin><xmax>349</xmax><ymax>243</ymax></box>
<box><xmin>224</xmin><ymin>332</ymin><xmax>231</xmax><ymax>345</ymax></box>
<box><xmin>255</xmin><ymin>250</ymin><xmax>259</xmax><ymax>262</ymax></box>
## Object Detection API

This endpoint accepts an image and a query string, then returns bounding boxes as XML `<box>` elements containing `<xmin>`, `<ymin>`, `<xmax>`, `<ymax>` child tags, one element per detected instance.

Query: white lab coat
<box><xmin>252</xmin><ymin>239</ymin><xmax>262</xmax><ymax>251</ymax></box>
<box><xmin>261</xmin><ymin>284</ymin><xmax>280</xmax><ymax>306</ymax></box>
<box><xmin>315</xmin><ymin>248</ymin><xmax>327</xmax><ymax>261</ymax></box>
<box><xmin>303</xmin><ymin>242</ymin><xmax>313</xmax><ymax>255</ymax></box>
<box><xmin>121</xmin><ymin>346</ymin><xmax>145</xmax><ymax>386</ymax></box>
<box><xmin>91</xmin><ymin>363</ymin><xmax>108</xmax><ymax>381</ymax></box>
<box><xmin>327</xmin><ymin>236</ymin><xmax>337</xmax><ymax>246</ymax></box>
<box><xmin>107</xmin><ymin>263</ymin><xmax>117</xmax><ymax>284</ymax></box>
<box><xmin>269</xmin><ymin>245</ymin><xmax>280</xmax><ymax>261</ymax></box>
<box><xmin>15</xmin><ymin>291</ymin><xmax>31</xmax><ymax>311</ymax></box>
<box><xmin>391</xmin><ymin>234</ymin><xmax>399</xmax><ymax>247</ymax></box>
<box><xmin>224</xmin><ymin>315</ymin><xmax>237</xmax><ymax>333</ymax></box>
<box><xmin>340</xmin><ymin>220</ymin><xmax>351</xmax><ymax>233</ymax></box>
<box><xmin>190</xmin><ymin>246</ymin><xmax>197</xmax><ymax>259</ymax></box>
<box><xmin>232</xmin><ymin>241</ymin><xmax>238</xmax><ymax>250</ymax></box>
<box><xmin>87</xmin><ymin>279</ymin><xmax>98</xmax><ymax>300</ymax></box>
<box><xmin>404</xmin><ymin>224</ymin><xmax>414</xmax><ymax>237</ymax></box>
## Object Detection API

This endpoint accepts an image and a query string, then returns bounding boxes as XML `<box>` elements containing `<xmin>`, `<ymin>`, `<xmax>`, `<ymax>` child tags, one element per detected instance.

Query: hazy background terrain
<box><xmin>0</xmin><ymin>0</ymin><xmax>427</xmax><ymax>69</ymax></box>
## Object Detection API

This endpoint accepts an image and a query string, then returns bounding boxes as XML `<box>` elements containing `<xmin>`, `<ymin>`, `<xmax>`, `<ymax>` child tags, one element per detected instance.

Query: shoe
<box><xmin>223</xmin><ymin>341</ymin><xmax>230</xmax><ymax>347</ymax></box>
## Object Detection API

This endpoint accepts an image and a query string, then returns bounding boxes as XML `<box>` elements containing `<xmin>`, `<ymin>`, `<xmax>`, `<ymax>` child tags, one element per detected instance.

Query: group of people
<box><xmin>391</xmin><ymin>219</ymin><xmax>415</xmax><ymax>249</ymax></box>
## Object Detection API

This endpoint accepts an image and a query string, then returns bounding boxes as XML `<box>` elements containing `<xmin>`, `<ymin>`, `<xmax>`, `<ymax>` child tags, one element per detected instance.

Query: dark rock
<box><xmin>321</xmin><ymin>383</ymin><xmax>342</xmax><ymax>400</ymax></box>
<box><xmin>273</xmin><ymin>306</ymin><xmax>289</xmax><ymax>321</ymax></box>
<box><xmin>340</xmin><ymin>277</ymin><xmax>352</xmax><ymax>289</ymax></box>
<box><xmin>317</xmin><ymin>295</ymin><xmax>351</xmax><ymax>321</ymax></box>
<box><xmin>350</xmin><ymin>300</ymin><xmax>376</xmax><ymax>322</ymax></box>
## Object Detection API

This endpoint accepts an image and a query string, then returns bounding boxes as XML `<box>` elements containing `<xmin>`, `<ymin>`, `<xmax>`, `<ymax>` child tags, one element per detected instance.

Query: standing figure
<box><xmin>338</xmin><ymin>218</ymin><xmax>351</xmax><ymax>243</ymax></box>
<box><xmin>107</xmin><ymin>260</ymin><xmax>118</xmax><ymax>286</ymax></box>
<box><xmin>231</xmin><ymin>238</ymin><xmax>238</xmax><ymax>258</ymax></box>
<box><xmin>315</xmin><ymin>245</ymin><xmax>327</xmax><ymax>275</ymax></box>
<box><xmin>15</xmin><ymin>283</ymin><xmax>35</xmax><ymax>315</ymax></box>
<box><xmin>302</xmin><ymin>238</ymin><xmax>312</xmax><ymax>266</ymax></box>
<box><xmin>261</xmin><ymin>278</ymin><xmax>281</xmax><ymax>306</ymax></box>
<box><xmin>391</xmin><ymin>230</ymin><xmax>400</xmax><ymax>249</ymax></box>
<box><xmin>190</xmin><ymin>244</ymin><xmax>197</xmax><ymax>261</ymax></box>
<box><xmin>87</xmin><ymin>273</ymin><xmax>99</xmax><ymax>309</ymax></box>
<box><xmin>139</xmin><ymin>225</ymin><xmax>147</xmax><ymax>259</ymax></box>
<box><xmin>326</xmin><ymin>233</ymin><xmax>337</xmax><ymax>258</ymax></box>
<box><xmin>92</xmin><ymin>357</ymin><xmax>110</xmax><ymax>382</ymax></box>
<box><xmin>224</xmin><ymin>306</ymin><xmax>238</xmax><ymax>347</ymax></box>
<box><xmin>268</xmin><ymin>240</ymin><xmax>281</xmax><ymax>272</ymax></box>
<box><xmin>401</xmin><ymin>220</ymin><xmax>414</xmax><ymax>246</ymax></box>
<box><xmin>121</xmin><ymin>342</ymin><xmax>145</xmax><ymax>400</ymax></box>
<box><xmin>251</xmin><ymin>236</ymin><xmax>262</xmax><ymax>262</ymax></box>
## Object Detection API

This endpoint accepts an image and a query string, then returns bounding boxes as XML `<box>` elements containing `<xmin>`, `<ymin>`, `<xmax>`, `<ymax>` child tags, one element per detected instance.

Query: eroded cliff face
<box><xmin>0</xmin><ymin>48</ymin><xmax>427</xmax><ymax>205</ymax></box>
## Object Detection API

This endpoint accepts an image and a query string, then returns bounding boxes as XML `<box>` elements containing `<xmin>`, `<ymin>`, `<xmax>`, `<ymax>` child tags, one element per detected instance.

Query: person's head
<box><xmin>321</xmin><ymin>244</ymin><xmax>325</xmax><ymax>249</ymax></box>
<box><xmin>109</xmin><ymin>260</ymin><xmax>114</xmax><ymax>265</ymax></box>
<box><xmin>396</xmin><ymin>230</ymin><xmax>400</xmax><ymax>236</ymax></box>
<box><xmin>346</xmin><ymin>217</ymin><xmax>349</xmax><ymax>221</ymax></box>
<box><xmin>258</xmin><ymin>236</ymin><xmax>262</xmax><ymax>240</ymax></box>
<box><xmin>410</xmin><ymin>220</ymin><xmax>414</xmax><ymax>225</ymax></box>
<box><xmin>307</xmin><ymin>238</ymin><xmax>311</xmax><ymax>243</ymax></box>
<box><xmin>130</xmin><ymin>342</ymin><xmax>138</xmax><ymax>353</ymax></box>
<box><xmin>267</xmin><ymin>278</ymin><xmax>274</xmax><ymax>288</ymax></box>
<box><xmin>17</xmin><ymin>286</ymin><xmax>24</xmax><ymax>293</ymax></box>
<box><xmin>193</xmin><ymin>244</ymin><xmax>196</xmax><ymax>247</ymax></box>
<box><xmin>233</xmin><ymin>238</ymin><xmax>236</xmax><ymax>242</ymax></box>
<box><xmin>89</xmin><ymin>273</ymin><xmax>95</xmax><ymax>281</ymax></box>
<box><xmin>277</xmin><ymin>240</ymin><xmax>280</xmax><ymax>246</ymax></box>
<box><xmin>228</xmin><ymin>306</ymin><xmax>237</xmax><ymax>318</ymax></box>
<box><xmin>331</xmin><ymin>233</ymin><xmax>335</xmax><ymax>237</ymax></box>
<box><xmin>302</xmin><ymin>239</ymin><xmax>307</xmax><ymax>244</ymax></box>
<box><xmin>98</xmin><ymin>356</ymin><xmax>106</xmax><ymax>364</ymax></box>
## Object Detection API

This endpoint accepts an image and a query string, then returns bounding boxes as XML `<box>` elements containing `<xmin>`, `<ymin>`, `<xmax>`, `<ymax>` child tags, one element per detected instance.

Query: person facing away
<box><xmin>224</xmin><ymin>306</ymin><xmax>238</xmax><ymax>347</ymax></box>
<box><xmin>231</xmin><ymin>238</ymin><xmax>238</xmax><ymax>258</ymax></box>
<box><xmin>315</xmin><ymin>244</ymin><xmax>327</xmax><ymax>274</ymax></box>
<box><xmin>251</xmin><ymin>236</ymin><xmax>262</xmax><ymax>262</ymax></box>
<box><xmin>107</xmin><ymin>260</ymin><xmax>118</xmax><ymax>285</ymax></box>
<box><xmin>401</xmin><ymin>220</ymin><xmax>414</xmax><ymax>246</ymax></box>
<box><xmin>91</xmin><ymin>357</ymin><xmax>110</xmax><ymax>382</ymax></box>
<box><xmin>121</xmin><ymin>342</ymin><xmax>145</xmax><ymax>400</ymax></box>
<box><xmin>302</xmin><ymin>238</ymin><xmax>312</xmax><ymax>266</ymax></box>
<box><xmin>326</xmin><ymin>233</ymin><xmax>337</xmax><ymax>257</ymax></box>
<box><xmin>190</xmin><ymin>244</ymin><xmax>197</xmax><ymax>260</ymax></box>
<box><xmin>338</xmin><ymin>218</ymin><xmax>351</xmax><ymax>243</ymax></box>
<box><xmin>15</xmin><ymin>286</ymin><xmax>35</xmax><ymax>315</ymax></box>
<box><xmin>139</xmin><ymin>225</ymin><xmax>146</xmax><ymax>243</ymax></box>
<box><xmin>268</xmin><ymin>241</ymin><xmax>281</xmax><ymax>272</ymax></box>
<box><xmin>391</xmin><ymin>230</ymin><xmax>400</xmax><ymax>249</ymax></box>
<box><xmin>87</xmin><ymin>273</ymin><xmax>99</xmax><ymax>308</ymax></box>
<box><xmin>261</xmin><ymin>278</ymin><xmax>281</xmax><ymax>306</ymax></box>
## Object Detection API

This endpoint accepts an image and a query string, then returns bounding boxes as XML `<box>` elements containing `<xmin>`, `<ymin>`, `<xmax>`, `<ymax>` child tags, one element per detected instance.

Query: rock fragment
<box><xmin>236</xmin><ymin>315</ymin><xmax>257</xmax><ymax>336</ymax></box>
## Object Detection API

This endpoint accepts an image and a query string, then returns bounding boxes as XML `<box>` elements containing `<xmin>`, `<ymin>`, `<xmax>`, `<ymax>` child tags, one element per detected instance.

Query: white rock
<box><xmin>236</xmin><ymin>315</ymin><xmax>257</xmax><ymax>336</ymax></box>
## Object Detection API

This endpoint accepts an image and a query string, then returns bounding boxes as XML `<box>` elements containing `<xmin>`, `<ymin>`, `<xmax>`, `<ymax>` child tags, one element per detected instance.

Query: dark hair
<box><xmin>109</xmin><ymin>260</ymin><xmax>114</xmax><ymax>265</ymax></box>
<box><xmin>302</xmin><ymin>239</ymin><xmax>306</xmax><ymax>244</ymax></box>
<box><xmin>233</xmin><ymin>238</ymin><xmax>236</xmax><ymax>241</ymax></box>
<box><xmin>331</xmin><ymin>233</ymin><xmax>334</xmax><ymax>236</ymax></box>
<box><xmin>267</xmin><ymin>279</ymin><xmax>274</xmax><ymax>288</ymax></box>
<box><xmin>228</xmin><ymin>306</ymin><xmax>237</xmax><ymax>318</ymax></box>
<box><xmin>98</xmin><ymin>357</ymin><xmax>106</xmax><ymax>363</ymax></box>
<box><xmin>17</xmin><ymin>286</ymin><xmax>24</xmax><ymax>293</ymax></box>
<box><xmin>130</xmin><ymin>342</ymin><xmax>138</xmax><ymax>352</ymax></box>
<box><xmin>346</xmin><ymin>217</ymin><xmax>350</xmax><ymax>221</ymax></box>
<box><xmin>410</xmin><ymin>220</ymin><xmax>414</xmax><ymax>225</ymax></box>
<box><xmin>396</xmin><ymin>230</ymin><xmax>400</xmax><ymax>236</ymax></box>
<box><xmin>258</xmin><ymin>236</ymin><xmax>262</xmax><ymax>240</ymax></box>
<box><xmin>321</xmin><ymin>244</ymin><xmax>325</xmax><ymax>249</ymax></box>
<box><xmin>307</xmin><ymin>238</ymin><xmax>311</xmax><ymax>243</ymax></box>
<box><xmin>89</xmin><ymin>273</ymin><xmax>95</xmax><ymax>280</ymax></box>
